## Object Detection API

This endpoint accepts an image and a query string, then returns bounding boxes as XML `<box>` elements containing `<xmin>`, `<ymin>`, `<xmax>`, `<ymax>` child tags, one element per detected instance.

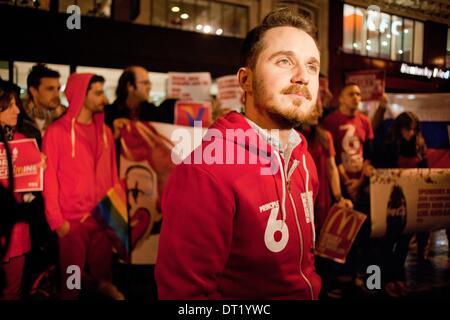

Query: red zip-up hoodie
<box><xmin>42</xmin><ymin>73</ymin><xmax>118</xmax><ymax>231</ymax></box>
<box><xmin>156</xmin><ymin>111</ymin><xmax>321</xmax><ymax>299</ymax></box>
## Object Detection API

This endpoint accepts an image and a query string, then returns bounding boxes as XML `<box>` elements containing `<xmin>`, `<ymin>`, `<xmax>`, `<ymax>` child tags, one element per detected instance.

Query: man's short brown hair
<box><xmin>240</xmin><ymin>7</ymin><xmax>317</xmax><ymax>70</ymax></box>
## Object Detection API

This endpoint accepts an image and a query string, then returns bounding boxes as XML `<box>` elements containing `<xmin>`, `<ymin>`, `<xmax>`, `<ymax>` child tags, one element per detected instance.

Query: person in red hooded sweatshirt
<box><xmin>42</xmin><ymin>73</ymin><xmax>123</xmax><ymax>300</ymax></box>
<box><xmin>155</xmin><ymin>8</ymin><xmax>322</xmax><ymax>299</ymax></box>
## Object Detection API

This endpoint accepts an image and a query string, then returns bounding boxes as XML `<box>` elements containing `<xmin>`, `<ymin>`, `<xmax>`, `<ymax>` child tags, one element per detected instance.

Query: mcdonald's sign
<box><xmin>315</xmin><ymin>205</ymin><xmax>367</xmax><ymax>264</ymax></box>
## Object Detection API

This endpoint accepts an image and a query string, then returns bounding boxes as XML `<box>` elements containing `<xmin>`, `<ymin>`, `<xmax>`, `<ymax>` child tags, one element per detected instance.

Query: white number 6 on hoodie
<box><xmin>264</xmin><ymin>207</ymin><xmax>289</xmax><ymax>253</ymax></box>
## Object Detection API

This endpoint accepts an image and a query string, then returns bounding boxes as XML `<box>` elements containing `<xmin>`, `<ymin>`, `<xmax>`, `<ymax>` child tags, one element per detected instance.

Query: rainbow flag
<box><xmin>92</xmin><ymin>183</ymin><xmax>130</xmax><ymax>261</ymax></box>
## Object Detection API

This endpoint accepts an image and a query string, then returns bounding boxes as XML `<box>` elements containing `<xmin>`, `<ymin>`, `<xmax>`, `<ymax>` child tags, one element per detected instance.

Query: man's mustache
<box><xmin>281</xmin><ymin>84</ymin><xmax>312</xmax><ymax>101</ymax></box>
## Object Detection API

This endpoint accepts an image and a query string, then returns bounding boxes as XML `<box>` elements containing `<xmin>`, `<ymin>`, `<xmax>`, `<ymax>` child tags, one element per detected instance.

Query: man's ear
<box><xmin>29</xmin><ymin>86</ymin><xmax>38</xmax><ymax>100</ymax></box>
<box><xmin>237</xmin><ymin>67</ymin><xmax>253</xmax><ymax>93</ymax></box>
<box><xmin>338</xmin><ymin>94</ymin><xmax>343</xmax><ymax>106</ymax></box>
<box><xmin>127</xmin><ymin>82</ymin><xmax>135</xmax><ymax>94</ymax></box>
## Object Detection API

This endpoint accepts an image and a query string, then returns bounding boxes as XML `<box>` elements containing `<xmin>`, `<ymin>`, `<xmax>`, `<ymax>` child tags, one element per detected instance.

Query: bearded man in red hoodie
<box><xmin>156</xmin><ymin>8</ymin><xmax>322</xmax><ymax>299</ymax></box>
<box><xmin>42</xmin><ymin>73</ymin><xmax>123</xmax><ymax>300</ymax></box>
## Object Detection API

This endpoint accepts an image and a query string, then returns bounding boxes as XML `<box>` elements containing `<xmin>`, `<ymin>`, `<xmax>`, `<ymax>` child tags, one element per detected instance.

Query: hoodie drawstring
<box><xmin>302</xmin><ymin>154</ymin><xmax>316</xmax><ymax>247</ymax></box>
<box><xmin>273</xmin><ymin>150</ymin><xmax>316</xmax><ymax>247</ymax></box>
<box><xmin>71</xmin><ymin>118</ymin><xmax>76</xmax><ymax>158</ymax></box>
<box><xmin>274</xmin><ymin>151</ymin><xmax>287</xmax><ymax>228</ymax></box>
<box><xmin>102</xmin><ymin>124</ymin><xmax>107</xmax><ymax>148</ymax></box>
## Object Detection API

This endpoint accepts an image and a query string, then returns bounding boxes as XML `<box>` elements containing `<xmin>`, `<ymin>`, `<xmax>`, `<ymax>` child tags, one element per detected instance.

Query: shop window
<box><xmin>367</xmin><ymin>18</ymin><xmax>379</xmax><ymax>57</ymax></box>
<box><xmin>379</xmin><ymin>13</ymin><xmax>391</xmax><ymax>59</ymax></box>
<box><xmin>151</xmin><ymin>0</ymin><xmax>249</xmax><ymax>38</ymax></box>
<box><xmin>413</xmin><ymin>21</ymin><xmax>423</xmax><ymax>65</ymax></box>
<box><xmin>446</xmin><ymin>29</ymin><xmax>450</xmax><ymax>68</ymax></box>
<box><xmin>353</xmin><ymin>7</ymin><xmax>366</xmax><ymax>55</ymax></box>
<box><xmin>391</xmin><ymin>16</ymin><xmax>403</xmax><ymax>61</ymax></box>
<box><xmin>402</xmin><ymin>19</ymin><xmax>414</xmax><ymax>63</ymax></box>
<box><xmin>3</xmin><ymin>0</ymin><xmax>50</xmax><ymax>10</ymax></box>
<box><xmin>342</xmin><ymin>4</ymin><xmax>355</xmax><ymax>53</ymax></box>
<box><xmin>151</xmin><ymin>0</ymin><xmax>167</xmax><ymax>27</ymax></box>
<box><xmin>195</xmin><ymin>0</ymin><xmax>210</xmax><ymax>33</ymax></box>
<box><xmin>235</xmin><ymin>6</ymin><xmax>248</xmax><ymax>38</ymax></box>
<box><xmin>210</xmin><ymin>2</ymin><xmax>223</xmax><ymax>35</ymax></box>
<box><xmin>0</xmin><ymin>61</ymin><xmax>9</xmax><ymax>81</ymax></box>
<box><xmin>342</xmin><ymin>3</ymin><xmax>424</xmax><ymax>64</ymax></box>
<box><xmin>59</xmin><ymin>0</ymin><xmax>112</xmax><ymax>17</ymax></box>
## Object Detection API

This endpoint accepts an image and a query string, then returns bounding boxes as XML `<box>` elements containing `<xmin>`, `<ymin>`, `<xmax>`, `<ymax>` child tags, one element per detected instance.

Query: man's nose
<box><xmin>290</xmin><ymin>65</ymin><xmax>309</xmax><ymax>85</ymax></box>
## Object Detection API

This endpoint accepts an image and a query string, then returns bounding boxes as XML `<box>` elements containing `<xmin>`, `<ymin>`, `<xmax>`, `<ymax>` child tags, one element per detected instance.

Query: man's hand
<box><xmin>362</xmin><ymin>163</ymin><xmax>374</xmax><ymax>177</ymax></box>
<box><xmin>113</xmin><ymin>118</ymin><xmax>131</xmax><ymax>139</ymax></box>
<box><xmin>345</xmin><ymin>178</ymin><xmax>363</xmax><ymax>202</ymax></box>
<box><xmin>56</xmin><ymin>220</ymin><xmax>70</xmax><ymax>238</ymax></box>
<box><xmin>337</xmin><ymin>197</ymin><xmax>353</xmax><ymax>209</ymax></box>
<box><xmin>379</xmin><ymin>93</ymin><xmax>388</xmax><ymax>109</ymax></box>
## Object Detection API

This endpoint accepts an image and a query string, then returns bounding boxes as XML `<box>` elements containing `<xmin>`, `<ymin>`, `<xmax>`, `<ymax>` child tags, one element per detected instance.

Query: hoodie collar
<box><xmin>244</xmin><ymin>116</ymin><xmax>302</xmax><ymax>159</ymax></box>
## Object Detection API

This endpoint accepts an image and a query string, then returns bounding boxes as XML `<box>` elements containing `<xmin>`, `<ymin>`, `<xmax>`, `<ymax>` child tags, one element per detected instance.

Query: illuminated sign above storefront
<box><xmin>400</xmin><ymin>63</ymin><xmax>450</xmax><ymax>80</ymax></box>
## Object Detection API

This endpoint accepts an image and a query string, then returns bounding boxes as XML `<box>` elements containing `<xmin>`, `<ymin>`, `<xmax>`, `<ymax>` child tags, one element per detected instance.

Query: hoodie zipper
<box><xmin>275</xmin><ymin>151</ymin><xmax>315</xmax><ymax>300</ymax></box>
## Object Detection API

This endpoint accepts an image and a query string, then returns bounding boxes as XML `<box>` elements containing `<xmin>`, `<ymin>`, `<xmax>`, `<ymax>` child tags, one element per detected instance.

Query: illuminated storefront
<box><xmin>329</xmin><ymin>1</ymin><xmax>449</xmax><ymax>96</ymax></box>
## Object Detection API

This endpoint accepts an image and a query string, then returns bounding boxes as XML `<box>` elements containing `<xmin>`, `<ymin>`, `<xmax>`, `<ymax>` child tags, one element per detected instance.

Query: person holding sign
<box><xmin>0</xmin><ymin>81</ymin><xmax>45</xmax><ymax>299</ymax></box>
<box><xmin>322</xmin><ymin>83</ymin><xmax>375</xmax><ymax>204</ymax></box>
<box><xmin>322</xmin><ymin>83</ymin><xmax>375</xmax><ymax>290</ymax></box>
<box><xmin>156</xmin><ymin>8</ymin><xmax>322</xmax><ymax>299</ymax></box>
<box><xmin>42</xmin><ymin>73</ymin><xmax>123</xmax><ymax>300</ymax></box>
<box><xmin>374</xmin><ymin>111</ymin><xmax>429</xmax><ymax>297</ymax></box>
<box><xmin>300</xmin><ymin>104</ymin><xmax>353</xmax><ymax>231</ymax></box>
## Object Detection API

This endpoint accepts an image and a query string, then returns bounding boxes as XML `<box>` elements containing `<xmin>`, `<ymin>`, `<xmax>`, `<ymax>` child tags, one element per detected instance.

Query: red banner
<box><xmin>0</xmin><ymin>138</ymin><xmax>43</xmax><ymax>192</ymax></box>
<box><xmin>345</xmin><ymin>70</ymin><xmax>385</xmax><ymax>101</ymax></box>
<box><xmin>315</xmin><ymin>205</ymin><xmax>367</xmax><ymax>264</ymax></box>
<box><xmin>174</xmin><ymin>101</ymin><xmax>212</xmax><ymax>128</ymax></box>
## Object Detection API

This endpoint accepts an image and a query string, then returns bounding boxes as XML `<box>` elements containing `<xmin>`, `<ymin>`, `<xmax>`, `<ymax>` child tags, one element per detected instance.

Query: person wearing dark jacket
<box><xmin>0</xmin><ymin>80</ymin><xmax>46</xmax><ymax>299</ymax></box>
<box><xmin>104</xmin><ymin>66</ymin><xmax>173</xmax><ymax>139</ymax></box>
<box><xmin>375</xmin><ymin>111</ymin><xmax>428</xmax><ymax>297</ymax></box>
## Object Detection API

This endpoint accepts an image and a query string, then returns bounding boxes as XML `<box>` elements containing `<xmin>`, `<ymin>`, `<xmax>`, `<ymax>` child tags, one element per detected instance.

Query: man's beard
<box><xmin>252</xmin><ymin>79</ymin><xmax>318</xmax><ymax>128</ymax></box>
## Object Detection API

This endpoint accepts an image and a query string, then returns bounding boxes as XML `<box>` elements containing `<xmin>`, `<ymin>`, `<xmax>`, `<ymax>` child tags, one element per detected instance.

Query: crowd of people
<box><xmin>1</xmin><ymin>7</ymin><xmax>448</xmax><ymax>300</ymax></box>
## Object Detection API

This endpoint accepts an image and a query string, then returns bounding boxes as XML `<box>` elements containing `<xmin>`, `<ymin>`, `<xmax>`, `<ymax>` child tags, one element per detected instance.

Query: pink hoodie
<box><xmin>42</xmin><ymin>73</ymin><xmax>118</xmax><ymax>231</ymax></box>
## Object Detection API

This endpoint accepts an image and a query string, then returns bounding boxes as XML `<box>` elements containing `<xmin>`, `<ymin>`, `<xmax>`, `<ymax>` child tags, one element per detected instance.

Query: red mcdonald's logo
<box><xmin>324</xmin><ymin>207</ymin><xmax>364</xmax><ymax>241</ymax></box>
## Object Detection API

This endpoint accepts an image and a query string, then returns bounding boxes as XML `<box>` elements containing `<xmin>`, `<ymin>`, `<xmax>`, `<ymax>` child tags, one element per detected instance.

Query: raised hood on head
<box><xmin>64</xmin><ymin>73</ymin><xmax>107</xmax><ymax>158</ymax></box>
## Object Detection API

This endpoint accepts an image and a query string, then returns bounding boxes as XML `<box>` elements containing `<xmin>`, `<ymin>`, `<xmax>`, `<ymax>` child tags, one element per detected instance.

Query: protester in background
<box><xmin>374</xmin><ymin>111</ymin><xmax>429</xmax><ymax>297</ymax></box>
<box><xmin>42</xmin><ymin>73</ymin><xmax>123</xmax><ymax>300</ymax></box>
<box><xmin>318</xmin><ymin>75</ymin><xmax>334</xmax><ymax>120</ymax></box>
<box><xmin>0</xmin><ymin>80</ymin><xmax>46</xmax><ymax>299</ymax></box>
<box><xmin>1</xmin><ymin>78</ymin><xmax>55</xmax><ymax>299</ymax></box>
<box><xmin>322</xmin><ymin>83</ymin><xmax>375</xmax><ymax>290</ymax></box>
<box><xmin>25</xmin><ymin>64</ymin><xmax>65</xmax><ymax>136</ymax></box>
<box><xmin>300</xmin><ymin>102</ymin><xmax>353</xmax><ymax>231</ymax></box>
<box><xmin>322</xmin><ymin>83</ymin><xmax>374</xmax><ymax>205</ymax></box>
<box><xmin>300</xmin><ymin>99</ymin><xmax>353</xmax><ymax>299</ymax></box>
<box><xmin>105</xmin><ymin>66</ymin><xmax>172</xmax><ymax>140</ymax></box>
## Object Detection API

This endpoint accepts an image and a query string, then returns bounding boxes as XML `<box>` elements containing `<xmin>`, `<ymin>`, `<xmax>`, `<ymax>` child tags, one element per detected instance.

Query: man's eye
<box><xmin>277</xmin><ymin>58</ymin><xmax>292</xmax><ymax>66</ymax></box>
<box><xmin>307</xmin><ymin>64</ymin><xmax>319</xmax><ymax>73</ymax></box>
